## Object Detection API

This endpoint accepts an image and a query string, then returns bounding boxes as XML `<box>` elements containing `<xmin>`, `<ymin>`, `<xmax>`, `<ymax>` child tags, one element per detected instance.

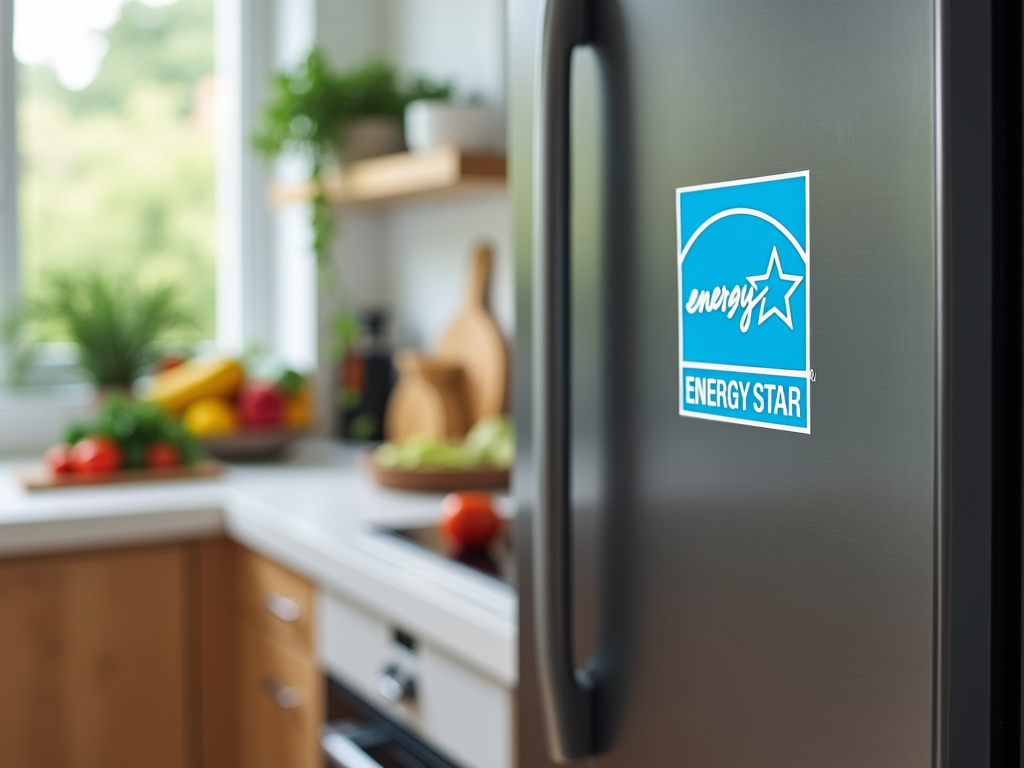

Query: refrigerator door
<box><xmin>513</xmin><ymin>0</ymin><xmax>943</xmax><ymax>765</ymax></box>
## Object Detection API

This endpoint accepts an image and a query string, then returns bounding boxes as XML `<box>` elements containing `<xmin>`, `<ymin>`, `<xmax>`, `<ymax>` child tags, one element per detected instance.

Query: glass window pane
<box><xmin>14</xmin><ymin>0</ymin><xmax>215</xmax><ymax>342</ymax></box>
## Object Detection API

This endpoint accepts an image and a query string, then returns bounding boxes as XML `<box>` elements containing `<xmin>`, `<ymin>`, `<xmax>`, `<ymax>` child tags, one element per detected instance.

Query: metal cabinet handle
<box><xmin>262</xmin><ymin>677</ymin><xmax>301</xmax><ymax>709</ymax></box>
<box><xmin>533</xmin><ymin>0</ymin><xmax>596</xmax><ymax>762</ymax></box>
<box><xmin>264</xmin><ymin>591</ymin><xmax>301</xmax><ymax>622</ymax></box>
<box><xmin>321</xmin><ymin>724</ymin><xmax>385</xmax><ymax>768</ymax></box>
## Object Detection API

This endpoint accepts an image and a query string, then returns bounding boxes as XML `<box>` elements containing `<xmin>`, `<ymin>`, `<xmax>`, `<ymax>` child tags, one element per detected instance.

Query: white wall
<box><xmin>387</xmin><ymin>195</ymin><xmax>511</xmax><ymax>349</ymax></box>
<box><xmin>384</xmin><ymin>0</ymin><xmax>506</xmax><ymax>104</ymax></box>
<box><xmin>317</xmin><ymin>0</ymin><xmax>385</xmax><ymax>66</ymax></box>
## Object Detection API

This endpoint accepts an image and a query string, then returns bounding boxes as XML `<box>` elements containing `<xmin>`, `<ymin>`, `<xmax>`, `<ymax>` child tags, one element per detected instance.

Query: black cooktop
<box><xmin>377</xmin><ymin>522</ymin><xmax>516</xmax><ymax>586</ymax></box>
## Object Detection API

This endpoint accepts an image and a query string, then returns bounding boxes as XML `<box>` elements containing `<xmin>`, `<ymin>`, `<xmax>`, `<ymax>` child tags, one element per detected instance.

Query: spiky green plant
<box><xmin>4</xmin><ymin>270</ymin><xmax>193</xmax><ymax>387</ymax></box>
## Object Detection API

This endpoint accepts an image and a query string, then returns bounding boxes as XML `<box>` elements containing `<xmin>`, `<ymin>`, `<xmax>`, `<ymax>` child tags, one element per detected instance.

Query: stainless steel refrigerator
<box><xmin>511</xmin><ymin>1</ymin><xmax>1022</xmax><ymax>766</ymax></box>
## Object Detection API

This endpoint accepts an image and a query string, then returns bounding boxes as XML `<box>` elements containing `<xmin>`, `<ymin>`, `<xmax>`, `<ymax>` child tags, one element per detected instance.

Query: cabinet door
<box><xmin>0</xmin><ymin>545</ymin><xmax>188</xmax><ymax>768</ymax></box>
<box><xmin>239</xmin><ymin>621</ymin><xmax>323</xmax><ymax>768</ymax></box>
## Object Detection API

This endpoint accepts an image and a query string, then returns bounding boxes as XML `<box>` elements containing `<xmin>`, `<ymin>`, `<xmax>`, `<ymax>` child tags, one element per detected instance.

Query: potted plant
<box><xmin>252</xmin><ymin>49</ymin><xmax>453</xmax><ymax>264</ymax></box>
<box><xmin>404</xmin><ymin>99</ymin><xmax>506</xmax><ymax>154</ymax></box>
<box><xmin>3</xmin><ymin>269</ymin><xmax>193</xmax><ymax>396</ymax></box>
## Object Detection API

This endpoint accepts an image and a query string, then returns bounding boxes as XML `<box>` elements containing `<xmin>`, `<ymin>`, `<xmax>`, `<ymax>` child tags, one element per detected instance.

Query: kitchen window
<box><xmin>14</xmin><ymin>0</ymin><xmax>217</xmax><ymax>353</ymax></box>
<box><xmin>0</xmin><ymin>0</ymin><xmax>312</xmax><ymax>452</ymax></box>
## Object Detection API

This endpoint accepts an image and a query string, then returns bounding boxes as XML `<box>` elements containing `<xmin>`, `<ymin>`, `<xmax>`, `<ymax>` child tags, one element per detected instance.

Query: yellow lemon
<box><xmin>183</xmin><ymin>397</ymin><xmax>237</xmax><ymax>437</ymax></box>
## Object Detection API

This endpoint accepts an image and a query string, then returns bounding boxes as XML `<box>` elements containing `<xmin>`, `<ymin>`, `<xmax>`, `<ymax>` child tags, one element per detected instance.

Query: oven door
<box><xmin>323</xmin><ymin>676</ymin><xmax>464</xmax><ymax>768</ymax></box>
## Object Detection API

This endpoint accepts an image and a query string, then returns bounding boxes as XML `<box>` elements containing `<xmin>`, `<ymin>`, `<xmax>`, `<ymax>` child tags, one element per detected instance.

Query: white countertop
<box><xmin>0</xmin><ymin>440</ymin><xmax>517</xmax><ymax>686</ymax></box>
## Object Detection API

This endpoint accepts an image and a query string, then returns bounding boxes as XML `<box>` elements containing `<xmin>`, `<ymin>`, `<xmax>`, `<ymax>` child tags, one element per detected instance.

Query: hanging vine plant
<box><xmin>253</xmin><ymin>49</ymin><xmax>453</xmax><ymax>267</ymax></box>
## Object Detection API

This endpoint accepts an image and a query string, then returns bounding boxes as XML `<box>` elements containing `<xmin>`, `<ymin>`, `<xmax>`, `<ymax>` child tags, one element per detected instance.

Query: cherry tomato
<box><xmin>145</xmin><ymin>441</ymin><xmax>181</xmax><ymax>469</ymax></box>
<box><xmin>44</xmin><ymin>443</ymin><xmax>73</xmax><ymax>474</ymax></box>
<box><xmin>70</xmin><ymin>436</ymin><xmax>123</xmax><ymax>474</ymax></box>
<box><xmin>440</xmin><ymin>492</ymin><xmax>500</xmax><ymax>550</ymax></box>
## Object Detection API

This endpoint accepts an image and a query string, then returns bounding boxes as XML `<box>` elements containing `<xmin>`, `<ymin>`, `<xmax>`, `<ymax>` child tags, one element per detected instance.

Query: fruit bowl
<box><xmin>200</xmin><ymin>429</ymin><xmax>306</xmax><ymax>462</ymax></box>
<box><xmin>364</xmin><ymin>416</ymin><xmax>514</xmax><ymax>492</ymax></box>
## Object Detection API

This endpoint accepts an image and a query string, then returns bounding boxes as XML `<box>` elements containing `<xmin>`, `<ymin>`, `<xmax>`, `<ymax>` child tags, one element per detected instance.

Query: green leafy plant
<box><xmin>253</xmin><ymin>50</ymin><xmax>452</xmax><ymax>264</ymax></box>
<box><xmin>63</xmin><ymin>394</ymin><xmax>201</xmax><ymax>469</ymax></box>
<box><xmin>4</xmin><ymin>270</ymin><xmax>194</xmax><ymax>388</ymax></box>
<box><xmin>253</xmin><ymin>50</ymin><xmax>451</xmax><ymax>367</ymax></box>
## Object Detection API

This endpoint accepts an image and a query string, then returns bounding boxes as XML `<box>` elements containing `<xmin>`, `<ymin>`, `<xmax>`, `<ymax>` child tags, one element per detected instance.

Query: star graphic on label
<box><xmin>745</xmin><ymin>245</ymin><xmax>804</xmax><ymax>329</ymax></box>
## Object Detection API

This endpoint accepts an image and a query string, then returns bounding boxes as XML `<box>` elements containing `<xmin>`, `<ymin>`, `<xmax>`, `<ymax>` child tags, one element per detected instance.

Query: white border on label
<box><xmin>675</xmin><ymin>169</ymin><xmax>811</xmax><ymax>434</ymax></box>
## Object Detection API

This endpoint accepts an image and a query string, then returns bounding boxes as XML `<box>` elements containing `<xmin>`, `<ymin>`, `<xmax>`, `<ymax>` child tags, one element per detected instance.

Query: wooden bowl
<box><xmin>364</xmin><ymin>451</ymin><xmax>509</xmax><ymax>493</ymax></box>
<box><xmin>200</xmin><ymin>429</ymin><xmax>305</xmax><ymax>462</ymax></box>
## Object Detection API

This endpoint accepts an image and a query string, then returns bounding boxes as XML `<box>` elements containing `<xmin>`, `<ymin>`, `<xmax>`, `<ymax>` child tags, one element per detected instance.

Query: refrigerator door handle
<box><xmin>533</xmin><ymin>0</ymin><xmax>596</xmax><ymax>762</ymax></box>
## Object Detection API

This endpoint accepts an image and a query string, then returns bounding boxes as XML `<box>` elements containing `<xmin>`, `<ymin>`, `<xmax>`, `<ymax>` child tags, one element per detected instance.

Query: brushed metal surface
<box><xmin>513</xmin><ymin>0</ymin><xmax>936</xmax><ymax>765</ymax></box>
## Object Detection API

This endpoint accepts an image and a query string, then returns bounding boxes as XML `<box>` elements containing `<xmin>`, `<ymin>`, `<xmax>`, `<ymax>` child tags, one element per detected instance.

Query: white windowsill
<box><xmin>0</xmin><ymin>384</ymin><xmax>93</xmax><ymax>456</ymax></box>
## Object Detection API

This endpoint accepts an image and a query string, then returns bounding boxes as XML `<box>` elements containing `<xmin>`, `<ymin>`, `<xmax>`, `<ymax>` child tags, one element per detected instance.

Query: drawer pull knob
<box><xmin>375</xmin><ymin>664</ymin><xmax>416</xmax><ymax>703</ymax></box>
<box><xmin>262</xmin><ymin>677</ymin><xmax>301</xmax><ymax>709</ymax></box>
<box><xmin>265</xmin><ymin>591</ymin><xmax>302</xmax><ymax>622</ymax></box>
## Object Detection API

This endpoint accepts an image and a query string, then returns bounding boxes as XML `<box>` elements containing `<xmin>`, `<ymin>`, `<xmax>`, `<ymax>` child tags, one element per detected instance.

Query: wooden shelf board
<box><xmin>268</xmin><ymin>145</ymin><xmax>506</xmax><ymax>209</ymax></box>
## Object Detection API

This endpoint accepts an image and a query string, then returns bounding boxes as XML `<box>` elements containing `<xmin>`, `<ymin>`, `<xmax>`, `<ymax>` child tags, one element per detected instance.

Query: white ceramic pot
<box><xmin>342</xmin><ymin>117</ymin><xmax>405</xmax><ymax>163</ymax></box>
<box><xmin>404</xmin><ymin>100</ymin><xmax>506</xmax><ymax>153</ymax></box>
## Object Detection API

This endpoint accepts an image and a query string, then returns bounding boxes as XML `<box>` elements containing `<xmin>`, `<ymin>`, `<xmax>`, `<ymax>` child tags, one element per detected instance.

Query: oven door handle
<box><xmin>321</xmin><ymin>724</ymin><xmax>385</xmax><ymax>768</ymax></box>
<box><xmin>533</xmin><ymin>0</ymin><xmax>596</xmax><ymax>762</ymax></box>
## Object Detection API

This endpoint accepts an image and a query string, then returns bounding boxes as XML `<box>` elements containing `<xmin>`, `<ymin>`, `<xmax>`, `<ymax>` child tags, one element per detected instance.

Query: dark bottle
<box><xmin>337</xmin><ymin>309</ymin><xmax>394</xmax><ymax>441</ymax></box>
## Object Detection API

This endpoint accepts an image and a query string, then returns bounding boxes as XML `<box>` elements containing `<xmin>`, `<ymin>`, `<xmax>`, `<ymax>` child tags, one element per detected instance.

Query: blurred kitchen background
<box><xmin>0</xmin><ymin>2</ymin><xmax>517</xmax><ymax>768</ymax></box>
<box><xmin>0</xmin><ymin>0</ymin><xmax>512</xmax><ymax>454</ymax></box>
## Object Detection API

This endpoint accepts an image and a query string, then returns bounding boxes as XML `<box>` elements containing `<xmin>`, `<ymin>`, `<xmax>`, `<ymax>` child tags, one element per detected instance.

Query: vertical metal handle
<box><xmin>533</xmin><ymin>0</ymin><xmax>595</xmax><ymax>762</ymax></box>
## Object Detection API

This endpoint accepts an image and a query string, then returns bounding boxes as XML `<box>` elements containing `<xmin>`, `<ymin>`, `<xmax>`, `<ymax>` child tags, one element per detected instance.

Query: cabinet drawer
<box><xmin>319</xmin><ymin>592</ymin><xmax>513</xmax><ymax>768</ymax></box>
<box><xmin>238</xmin><ymin>547</ymin><xmax>313</xmax><ymax>652</ymax></box>
<box><xmin>239</xmin><ymin>622</ymin><xmax>323</xmax><ymax>768</ymax></box>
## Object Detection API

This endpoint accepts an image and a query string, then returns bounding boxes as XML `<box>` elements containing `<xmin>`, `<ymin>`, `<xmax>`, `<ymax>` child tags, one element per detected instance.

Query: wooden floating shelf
<box><xmin>268</xmin><ymin>145</ymin><xmax>506</xmax><ymax>208</ymax></box>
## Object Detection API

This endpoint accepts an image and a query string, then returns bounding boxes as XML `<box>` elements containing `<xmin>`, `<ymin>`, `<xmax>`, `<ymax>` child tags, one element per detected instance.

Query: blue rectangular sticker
<box><xmin>676</xmin><ymin>171</ymin><xmax>811</xmax><ymax>433</ymax></box>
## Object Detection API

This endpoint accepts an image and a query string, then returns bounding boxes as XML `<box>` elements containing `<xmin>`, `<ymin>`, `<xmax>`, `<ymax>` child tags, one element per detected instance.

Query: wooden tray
<box><xmin>364</xmin><ymin>453</ymin><xmax>509</xmax><ymax>493</ymax></box>
<box><xmin>17</xmin><ymin>459</ymin><xmax>224</xmax><ymax>491</ymax></box>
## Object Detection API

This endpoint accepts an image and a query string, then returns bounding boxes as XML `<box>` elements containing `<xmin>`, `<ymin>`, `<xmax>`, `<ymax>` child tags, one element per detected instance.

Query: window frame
<box><xmin>1</xmin><ymin>0</ymin><xmax>234</xmax><ymax>391</ymax></box>
<box><xmin>0</xmin><ymin>0</ymin><xmax>313</xmax><ymax>453</ymax></box>
<box><xmin>0</xmin><ymin>0</ymin><xmax>17</xmax><ymax>387</ymax></box>
<box><xmin>0</xmin><ymin>0</ymin><xmax>319</xmax><ymax>454</ymax></box>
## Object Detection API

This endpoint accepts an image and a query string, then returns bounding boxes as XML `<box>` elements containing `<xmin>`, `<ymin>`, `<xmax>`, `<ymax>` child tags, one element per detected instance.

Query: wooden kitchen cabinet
<box><xmin>0</xmin><ymin>539</ymin><xmax>324</xmax><ymax>768</ymax></box>
<box><xmin>0</xmin><ymin>544</ymin><xmax>189</xmax><ymax>768</ymax></box>
<box><xmin>235</xmin><ymin>546</ymin><xmax>323</xmax><ymax>768</ymax></box>
<box><xmin>238</xmin><ymin>622</ymin><xmax>322</xmax><ymax>768</ymax></box>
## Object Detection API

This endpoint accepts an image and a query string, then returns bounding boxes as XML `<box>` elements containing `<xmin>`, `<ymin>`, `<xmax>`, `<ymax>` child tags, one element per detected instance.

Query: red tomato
<box><xmin>440</xmin><ymin>492</ymin><xmax>500</xmax><ymax>550</ymax></box>
<box><xmin>70</xmin><ymin>436</ymin><xmax>123</xmax><ymax>474</ymax></box>
<box><xmin>145</xmin><ymin>441</ymin><xmax>181</xmax><ymax>468</ymax></box>
<box><xmin>44</xmin><ymin>443</ymin><xmax>73</xmax><ymax>474</ymax></box>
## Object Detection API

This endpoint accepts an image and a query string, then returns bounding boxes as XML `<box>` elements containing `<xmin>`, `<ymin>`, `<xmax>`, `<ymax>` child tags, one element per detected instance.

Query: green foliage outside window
<box><xmin>17</xmin><ymin>0</ymin><xmax>215</xmax><ymax>344</ymax></box>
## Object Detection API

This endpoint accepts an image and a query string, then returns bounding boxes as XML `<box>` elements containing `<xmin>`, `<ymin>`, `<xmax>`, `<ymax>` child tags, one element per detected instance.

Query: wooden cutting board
<box><xmin>435</xmin><ymin>245</ymin><xmax>508</xmax><ymax>424</ymax></box>
<box><xmin>384</xmin><ymin>351</ymin><xmax>471</xmax><ymax>443</ymax></box>
<box><xmin>17</xmin><ymin>459</ymin><xmax>224</xmax><ymax>491</ymax></box>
